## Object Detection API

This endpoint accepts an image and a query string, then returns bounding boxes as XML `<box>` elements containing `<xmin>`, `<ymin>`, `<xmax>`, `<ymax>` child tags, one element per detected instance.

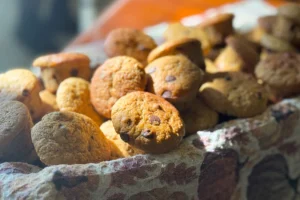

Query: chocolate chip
<box><xmin>224</xmin><ymin>76</ymin><xmax>231</xmax><ymax>81</ymax></box>
<box><xmin>162</xmin><ymin>90</ymin><xmax>172</xmax><ymax>98</ymax></box>
<box><xmin>120</xmin><ymin>133</ymin><xmax>130</xmax><ymax>142</ymax></box>
<box><xmin>70</xmin><ymin>68</ymin><xmax>78</xmax><ymax>77</ymax></box>
<box><xmin>147</xmin><ymin>67</ymin><xmax>156</xmax><ymax>74</ymax></box>
<box><xmin>126</xmin><ymin>119</ymin><xmax>132</xmax><ymax>126</ymax></box>
<box><xmin>22</xmin><ymin>89</ymin><xmax>29</xmax><ymax>97</ymax></box>
<box><xmin>165</xmin><ymin>75</ymin><xmax>176</xmax><ymax>82</ymax></box>
<box><xmin>141</xmin><ymin>129</ymin><xmax>154</xmax><ymax>139</ymax></box>
<box><xmin>149</xmin><ymin>115</ymin><xmax>161</xmax><ymax>125</ymax></box>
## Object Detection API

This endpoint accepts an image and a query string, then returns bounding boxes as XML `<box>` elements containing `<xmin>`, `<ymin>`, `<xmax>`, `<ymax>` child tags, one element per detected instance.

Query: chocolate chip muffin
<box><xmin>104</xmin><ymin>28</ymin><xmax>157</xmax><ymax>65</ymax></box>
<box><xmin>32</xmin><ymin>52</ymin><xmax>91</xmax><ymax>93</ymax></box>
<box><xmin>200</xmin><ymin>72</ymin><xmax>268</xmax><ymax>118</ymax></box>
<box><xmin>111</xmin><ymin>91</ymin><xmax>185</xmax><ymax>154</ymax></box>
<box><xmin>146</xmin><ymin>55</ymin><xmax>204</xmax><ymax>110</ymax></box>
<box><xmin>90</xmin><ymin>56</ymin><xmax>147</xmax><ymax>118</ymax></box>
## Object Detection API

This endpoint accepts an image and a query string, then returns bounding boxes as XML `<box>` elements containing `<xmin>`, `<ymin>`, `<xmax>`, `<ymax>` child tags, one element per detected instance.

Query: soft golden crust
<box><xmin>32</xmin><ymin>52</ymin><xmax>90</xmax><ymax>68</ymax></box>
<box><xmin>214</xmin><ymin>36</ymin><xmax>259</xmax><ymax>73</ymax></box>
<box><xmin>31</xmin><ymin>111</ymin><xmax>111</xmax><ymax>165</ymax></box>
<box><xmin>56</xmin><ymin>77</ymin><xmax>103</xmax><ymax>126</ymax></box>
<box><xmin>39</xmin><ymin>90</ymin><xmax>58</xmax><ymax>115</ymax></box>
<box><xmin>100</xmin><ymin>120</ymin><xmax>145</xmax><ymax>157</ymax></box>
<box><xmin>0</xmin><ymin>69</ymin><xmax>43</xmax><ymax>121</ymax></box>
<box><xmin>104</xmin><ymin>28</ymin><xmax>157</xmax><ymax>65</ymax></box>
<box><xmin>255</xmin><ymin>52</ymin><xmax>300</xmax><ymax>98</ymax></box>
<box><xmin>164</xmin><ymin>23</ymin><xmax>211</xmax><ymax>54</ymax></box>
<box><xmin>0</xmin><ymin>101</ymin><xmax>36</xmax><ymax>162</ymax></box>
<box><xmin>33</xmin><ymin>53</ymin><xmax>91</xmax><ymax>93</ymax></box>
<box><xmin>145</xmin><ymin>55</ymin><xmax>204</xmax><ymax>109</ymax></box>
<box><xmin>147</xmin><ymin>38</ymin><xmax>205</xmax><ymax>68</ymax></box>
<box><xmin>181</xmin><ymin>98</ymin><xmax>218</xmax><ymax>135</ymax></box>
<box><xmin>111</xmin><ymin>91</ymin><xmax>185</xmax><ymax>154</ymax></box>
<box><xmin>90</xmin><ymin>56</ymin><xmax>147</xmax><ymax>118</ymax></box>
<box><xmin>200</xmin><ymin>72</ymin><xmax>268</xmax><ymax>118</ymax></box>
<box><xmin>199</xmin><ymin>13</ymin><xmax>235</xmax><ymax>46</ymax></box>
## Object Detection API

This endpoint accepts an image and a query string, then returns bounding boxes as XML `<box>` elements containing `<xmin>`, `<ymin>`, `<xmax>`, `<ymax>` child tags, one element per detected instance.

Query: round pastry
<box><xmin>90</xmin><ymin>56</ymin><xmax>147</xmax><ymax>118</ymax></box>
<box><xmin>255</xmin><ymin>52</ymin><xmax>300</xmax><ymax>98</ymax></box>
<box><xmin>32</xmin><ymin>52</ymin><xmax>91</xmax><ymax>93</ymax></box>
<box><xmin>260</xmin><ymin>33</ymin><xmax>296</xmax><ymax>53</ymax></box>
<box><xmin>0</xmin><ymin>101</ymin><xmax>36</xmax><ymax>163</ymax></box>
<box><xmin>0</xmin><ymin>69</ymin><xmax>43</xmax><ymax>121</ymax></box>
<box><xmin>278</xmin><ymin>3</ymin><xmax>300</xmax><ymax>25</ymax></box>
<box><xmin>31</xmin><ymin>111</ymin><xmax>111</xmax><ymax>165</ymax></box>
<box><xmin>146</xmin><ymin>55</ymin><xmax>204</xmax><ymax>110</ymax></box>
<box><xmin>199</xmin><ymin>13</ymin><xmax>235</xmax><ymax>46</ymax></box>
<box><xmin>147</xmin><ymin>38</ymin><xmax>205</xmax><ymax>69</ymax></box>
<box><xmin>200</xmin><ymin>72</ymin><xmax>268</xmax><ymax>118</ymax></box>
<box><xmin>104</xmin><ymin>28</ymin><xmax>157</xmax><ymax>65</ymax></box>
<box><xmin>272</xmin><ymin>16</ymin><xmax>300</xmax><ymax>46</ymax></box>
<box><xmin>163</xmin><ymin>23</ymin><xmax>211</xmax><ymax>54</ymax></box>
<box><xmin>100</xmin><ymin>120</ymin><xmax>145</xmax><ymax>157</ymax></box>
<box><xmin>214</xmin><ymin>36</ymin><xmax>259</xmax><ymax>73</ymax></box>
<box><xmin>111</xmin><ymin>91</ymin><xmax>185</xmax><ymax>154</ymax></box>
<box><xmin>39</xmin><ymin>90</ymin><xmax>58</xmax><ymax>115</ymax></box>
<box><xmin>56</xmin><ymin>77</ymin><xmax>104</xmax><ymax>126</ymax></box>
<box><xmin>180</xmin><ymin>98</ymin><xmax>219</xmax><ymax>135</ymax></box>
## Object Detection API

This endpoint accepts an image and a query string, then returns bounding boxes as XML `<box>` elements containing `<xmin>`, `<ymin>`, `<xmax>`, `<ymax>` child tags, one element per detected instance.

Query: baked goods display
<box><xmin>0</xmin><ymin>1</ymin><xmax>299</xmax><ymax>174</ymax></box>
<box><xmin>1</xmin><ymin>2</ymin><xmax>300</xmax><ymax>200</ymax></box>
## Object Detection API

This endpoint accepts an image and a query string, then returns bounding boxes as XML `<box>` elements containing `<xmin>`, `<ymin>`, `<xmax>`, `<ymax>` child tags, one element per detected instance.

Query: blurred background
<box><xmin>0</xmin><ymin>0</ymin><xmax>111</xmax><ymax>72</ymax></box>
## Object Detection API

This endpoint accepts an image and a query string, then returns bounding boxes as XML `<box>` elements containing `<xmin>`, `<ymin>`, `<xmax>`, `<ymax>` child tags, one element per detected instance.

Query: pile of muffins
<box><xmin>0</xmin><ymin>3</ymin><xmax>300</xmax><ymax>166</ymax></box>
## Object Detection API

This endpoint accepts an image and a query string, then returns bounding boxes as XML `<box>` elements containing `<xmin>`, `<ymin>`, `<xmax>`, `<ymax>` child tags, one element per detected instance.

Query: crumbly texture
<box><xmin>272</xmin><ymin>16</ymin><xmax>300</xmax><ymax>46</ymax></box>
<box><xmin>147</xmin><ymin>38</ymin><xmax>205</xmax><ymax>69</ymax></box>
<box><xmin>260</xmin><ymin>33</ymin><xmax>296</xmax><ymax>52</ymax></box>
<box><xmin>145</xmin><ymin>55</ymin><xmax>204</xmax><ymax>110</ymax></box>
<box><xmin>0</xmin><ymin>101</ymin><xmax>36</xmax><ymax>162</ymax></box>
<box><xmin>31</xmin><ymin>111</ymin><xmax>111</xmax><ymax>165</ymax></box>
<box><xmin>100</xmin><ymin>120</ymin><xmax>145</xmax><ymax>157</ymax></box>
<box><xmin>199</xmin><ymin>13</ymin><xmax>235</xmax><ymax>46</ymax></box>
<box><xmin>0</xmin><ymin>69</ymin><xmax>43</xmax><ymax>121</ymax></box>
<box><xmin>255</xmin><ymin>52</ymin><xmax>300</xmax><ymax>98</ymax></box>
<box><xmin>181</xmin><ymin>98</ymin><xmax>219</xmax><ymax>135</ymax></box>
<box><xmin>90</xmin><ymin>56</ymin><xmax>147</xmax><ymax>118</ymax></box>
<box><xmin>200</xmin><ymin>72</ymin><xmax>268</xmax><ymax>118</ymax></box>
<box><xmin>104</xmin><ymin>28</ymin><xmax>157</xmax><ymax>65</ymax></box>
<box><xmin>214</xmin><ymin>36</ymin><xmax>259</xmax><ymax>73</ymax></box>
<box><xmin>56</xmin><ymin>77</ymin><xmax>103</xmax><ymax>126</ymax></box>
<box><xmin>164</xmin><ymin>23</ymin><xmax>211</xmax><ymax>54</ymax></box>
<box><xmin>32</xmin><ymin>52</ymin><xmax>91</xmax><ymax>93</ymax></box>
<box><xmin>39</xmin><ymin>90</ymin><xmax>58</xmax><ymax>115</ymax></box>
<box><xmin>278</xmin><ymin>3</ymin><xmax>300</xmax><ymax>25</ymax></box>
<box><xmin>111</xmin><ymin>91</ymin><xmax>185</xmax><ymax>154</ymax></box>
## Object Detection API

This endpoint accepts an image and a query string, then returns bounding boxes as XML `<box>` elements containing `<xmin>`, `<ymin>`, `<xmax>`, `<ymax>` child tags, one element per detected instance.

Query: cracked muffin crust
<box><xmin>145</xmin><ymin>55</ymin><xmax>204</xmax><ymax>110</ymax></box>
<box><xmin>255</xmin><ymin>52</ymin><xmax>300</xmax><ymax>99</ymax></box>
<box><xmin>90</xmin><ymin>56</ymin><xmax>147</xmax><ymax>118</ymax></box>
<box><xmin>147</xmin><ymin>38</ymin><xmax>205</xmax><ymax>69</ymax></box>
<box><xmin>0</xmin><ymin>101</ymin><xmax>36</xmax><ymax>163</ymax></box>
<box><xmin>104</xmin><ymin>28</ymin><xmax>157</xmax><ymax>65</ymax></box>
<box><xmin>200</xmin><ymin>72</ymin><xmax>268</xmax><ymax>118</ymax></box>
<box><xmin>31</xmin><ymin>111</ymin><xmax>111</xmax><ymax>165</ymax></box>
<box><xmin>111</xmin><ymin>91</ymin><xmax>185</xmax><ymax>154</ymax></box>
<box><xmin>33</xmin><ymin>52</ymin><xmax>91</xmax><ymax>93</ymax></box>
<box><xmin>0</xmin><ymin>69</ymin><xmax>43</xmax><ymax>121</ymax></box>
<box><xmin>56</xmin><ymin>77</ymin><xmax>103</xmax><ymax>126</ymax></box>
